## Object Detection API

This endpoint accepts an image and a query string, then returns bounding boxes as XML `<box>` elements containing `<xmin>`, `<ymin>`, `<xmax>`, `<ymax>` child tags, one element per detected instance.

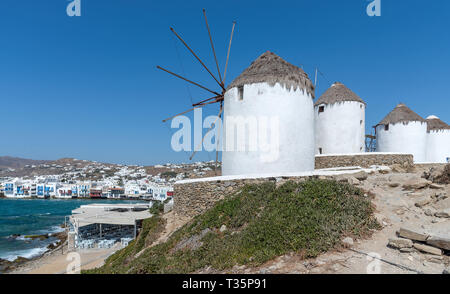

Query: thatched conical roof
<box><xmin>314</xmin><ymin>82</ymin><xmax>365</xmax><ymax>106</ymax></box>
<box><xmin>426</xmin><ymin>115</ymin><xmax>450</xmax><ymax>132</ymax></box>
<box><xmin>377</xmin><ymin>103</ymin><xmax>425</xmax><ymax>126</ymax></box>
<box><xmin>227</xmin><ymin>51</ymin><xmax>315</xmax><ymax>98</ymax></box>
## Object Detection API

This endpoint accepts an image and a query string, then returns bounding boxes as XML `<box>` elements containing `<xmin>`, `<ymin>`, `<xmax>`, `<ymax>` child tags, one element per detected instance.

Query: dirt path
<box><xmin>134</xmin><ymin>211</ymin><xmax>190</xmax><ymax>259</ymax></box>
<box><xmin>10</xmin><ymin>244</ymin><xmax>121</xmax><ymax>274</ymax></box>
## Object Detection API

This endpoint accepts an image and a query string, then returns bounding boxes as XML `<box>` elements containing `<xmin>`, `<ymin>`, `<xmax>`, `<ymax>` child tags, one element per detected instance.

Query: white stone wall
<box><xmin>376</xmin><ymin>121</ymin><xmax>428</xmax><ymax>163</ymax></box>
<box><xmin>314</xmin><ymin>101</ymin><xmax>365</xmax><ymax>155</ymax></box>
<box><xmin>426</xmin><ymin>130</ymin><xmax>450</xmax><ymax>163</ymax></box>
<box><xmin>222</xmin><ymin>82</ymin><xmax>315</xmax><ymax>176</ymax></box>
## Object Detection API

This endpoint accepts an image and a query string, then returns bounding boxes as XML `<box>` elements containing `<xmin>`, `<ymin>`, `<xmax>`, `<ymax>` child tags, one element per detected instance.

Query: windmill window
<box><xmin>318</xmin><ymin>106</ymin><xmax>325</xmax><ymax>113</ymax></box>
<box><xmin>385</xmin><ymin>124</ymin><xmax>389</xmax><ymax>131</ymax></box>
<box><xmin>238</xmin><ymin>86</ymin><xmax>244</xmax><ymax>101</ymax></box>
<box><xmin>318</xmin><ymin>148</ymin><xmax>323</xmax><ymax>154</ymax></box>
<box><xmin>360</xmin><ymin>120</ymin><xmax>363</xmax><ymax>125</ymax></box>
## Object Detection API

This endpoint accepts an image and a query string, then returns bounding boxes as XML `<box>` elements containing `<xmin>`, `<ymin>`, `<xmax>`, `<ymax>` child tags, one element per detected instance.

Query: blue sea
<box><xmin>0</xmin><ymin>198</ymin><xmax>144</xmax><ymax>261</ymax></box>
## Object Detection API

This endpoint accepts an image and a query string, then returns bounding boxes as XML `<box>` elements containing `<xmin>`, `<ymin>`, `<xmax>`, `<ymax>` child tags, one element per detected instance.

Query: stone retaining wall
<box><xmin>315</xmin><ymin>153</ymin><xmax>413</xmax><ymax>169</ymax></box>
<box><xmin>174</xmin><ymin>168</ymin><xmax>378</xmax><ymax>219</ymax></box>
<box><xmin>174</xmin><ymin>153</ymin><xmax>413</xmax><ymax>219</ymax></box>
<box><xmin>174</xmin><ymin>178</ymin><xmax>270</xmax><ymax>219</ymax></box>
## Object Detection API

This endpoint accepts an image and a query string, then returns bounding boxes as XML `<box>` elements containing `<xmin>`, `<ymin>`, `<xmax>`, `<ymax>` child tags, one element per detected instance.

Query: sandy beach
<box><xmin>9</xmin><ymin>244</ymin><xmax>121</xmax><ymax>274</ymax></box>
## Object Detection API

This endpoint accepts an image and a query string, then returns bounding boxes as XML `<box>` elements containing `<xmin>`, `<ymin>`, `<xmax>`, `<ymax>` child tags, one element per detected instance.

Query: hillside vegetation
<box><xmin>85</xmin><ymin>179</ymin><xmax>379</xmax><ymax>274</ymax></box>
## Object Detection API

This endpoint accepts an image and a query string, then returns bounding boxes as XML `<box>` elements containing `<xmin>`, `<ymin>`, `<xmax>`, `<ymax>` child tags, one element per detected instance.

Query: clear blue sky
<box><xmin>1</xmin><ymin>0</ymin><xmax>449</xmax><ymax>165</ymax></box>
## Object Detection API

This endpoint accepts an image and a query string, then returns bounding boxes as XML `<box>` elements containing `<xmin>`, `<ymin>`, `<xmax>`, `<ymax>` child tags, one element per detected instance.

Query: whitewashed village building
<box><xmin>36</xmin><ymin>183</ymin><xmax>57</xmax><ymax>198</ymax></box>
<box><xmin>124</xmin><ymin>182</ymin><xmax>145</xmax><ymax>197</ymax></box>
<box><xmin>2</xmin><ymin>179</ymin><xmax>35</xmax><ymax>198</ymax></box>
<box><xmin>425</xmin><ymin>115</ymin><xmax>450</xmax><ymax>163</ymax></box>
<box><xmin>3</xmin><ymin>181</ymin><xmax>15</xmax><ymax>197</ymax></box>
<box><xmin>222</xmin><ymin>51</ymin><xmax>315</xmax><ymax>176</ymax></box>
<box><xmin>375</xmin><ymin>104</ymin><xmax>428</xmax><ymax>163</ymax></box>
<box><xmin>149</xmin><ymin>185</ymin><xmax>174</xmax><ymax>201</ymax></box>
<box><xmin>314</xmin><ymin>82</ymin><xmax>366</xmax><ymax>155</ymax></box>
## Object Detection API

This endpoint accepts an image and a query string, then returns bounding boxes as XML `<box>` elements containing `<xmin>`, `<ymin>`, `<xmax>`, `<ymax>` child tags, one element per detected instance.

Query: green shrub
<box><xmin>149</xmin><ymin>202</ymin><xmax>164</xmax><ymax>215</ymax></box>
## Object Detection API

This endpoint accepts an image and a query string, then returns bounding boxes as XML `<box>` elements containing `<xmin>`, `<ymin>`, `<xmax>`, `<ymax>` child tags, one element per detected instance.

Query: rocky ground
<box><xmin>211</xmin><ymin>164</ymin><xmax>449</xmax><ymax>274</ymax></box>
<box><xmin>142</xmin><ymin>163</ymin><xmax>450</xmax><ymax>274</ymax></box>
<box><xmin>0</xmin><ymin>229</ymin><xmax>69</xmax><ymax>273</ymax></box>
<box><xmin>9</xmin><ymin>244</ymin><xmax>120</xmax><ymax>274</ymax></box>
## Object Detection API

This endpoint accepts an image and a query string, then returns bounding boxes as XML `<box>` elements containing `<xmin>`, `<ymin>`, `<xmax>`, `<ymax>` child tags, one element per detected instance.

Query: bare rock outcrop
<box><xmin>423</xmin><ymin>164</ymin><xmax>450</xmax><ymax>184</ymax></box>
<box><xmin>413</xmin><ymin>243</ymin><xmax>443</xmax><ymax>256</ymax></box>
<box><xmin>389</xmin><ymin>227</ymin><xmax>449</xmax><ymax>259</ymax></box>
<box><xmin>388</xmin><ymin>238</ymin><xmax>413</xmax><ymax>249</ymax></box>
<box><xmin>426</xmin><ymin>236</ymin><xmax>450</xmax><ymax>251</ymax></box>
<box><xmin>397</xmin><ymin>228</ymin><xmax>428</xmax><ymax>242</ymax></box>
<box><xmin>402</xmin><ymin>178</ymin><xmax>432</xmax><ymax>190</ymax></box>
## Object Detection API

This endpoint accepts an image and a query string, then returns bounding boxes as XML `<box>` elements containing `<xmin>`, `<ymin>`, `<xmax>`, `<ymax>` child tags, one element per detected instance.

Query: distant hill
<box><xmin>0</xmin><ymin>156</ymin><xmax>50</xmax><ymax>170</ymax></box>
<box><xmin>0</xmin><ymin>155</ymin><xmax>218</xmax><ymax>179</ymax></box>
<box><xmin>0</xmin><ymin>156</ymin><xmax>117</xmax><ymax>178</ymax></box>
